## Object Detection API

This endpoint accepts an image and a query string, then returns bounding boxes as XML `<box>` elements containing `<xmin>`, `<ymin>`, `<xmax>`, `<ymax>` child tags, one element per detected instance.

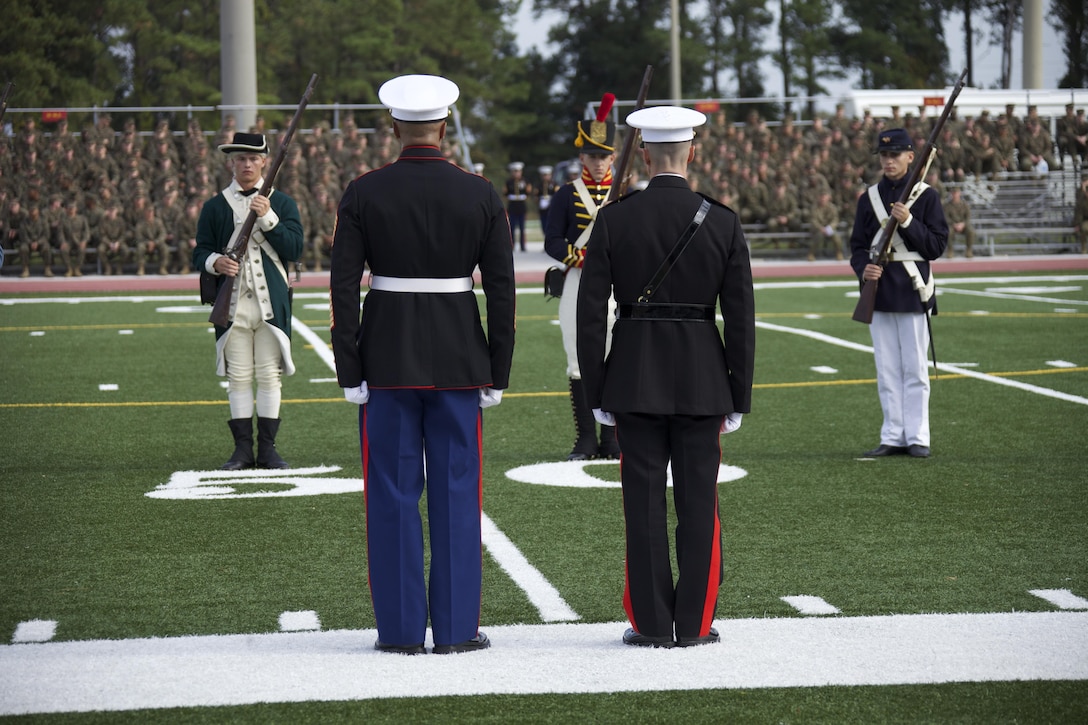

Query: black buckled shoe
<box><xmin>433</xmin><ymin>631</ymin><xmax>490</xmax><ymax>654</ymax></box>
<box><xmin>374</xmin><ymin>640</ymin><xmax>426</xmax><ymax>655</ymax></box>
<box><xmin>675</xmin><ymin>627</ymin><xmax>720</xmax><ymax>648</ymax></box>
<box><xmin>622</xmin><ymin>627</ymin><xmax>674</xmax><ymax>648</ymax></box>
<box><xmin>908</xmin><ymin>444</ymin><xmax>931</xmax><ymax>458</ymax></box>
<box><xmin>862</xmin><ymin>444</ymin><xmax>908</xmax><ymax>457</ymax></box>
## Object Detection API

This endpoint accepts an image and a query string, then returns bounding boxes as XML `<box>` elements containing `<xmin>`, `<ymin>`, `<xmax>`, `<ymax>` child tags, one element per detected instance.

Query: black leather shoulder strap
<box><xmin>638</xmin><ymin>198</ymin><xmax>711</xmax><ymax>303</ymax></box>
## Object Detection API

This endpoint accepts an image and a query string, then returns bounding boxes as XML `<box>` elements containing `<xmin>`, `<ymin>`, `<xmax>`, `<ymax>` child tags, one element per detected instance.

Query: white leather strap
<box><xmin>368</xmin><ymin>275</ymin><xmax>473</xmax><ymax>293</ymax></box>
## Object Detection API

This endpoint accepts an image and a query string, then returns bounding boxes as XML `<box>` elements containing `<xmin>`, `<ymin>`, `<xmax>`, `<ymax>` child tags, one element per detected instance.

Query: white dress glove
<box><xmin>720</xmin><ymin>412</ymin><xmax>743</xmax><ymax>434</ymax></box>
<box><xmin>593</xmin><ymin>408</ymin><xmax>616</xmax><ymax>426</ymax></box>
<box><xmin>479</xmin><ymin>388</ymin><xmax>504</xmax><ymax>409</ymax></box>
<box><xmin>344</xmin><ymin>382</ymin><xmax>370</xmax><ymax>405</ymax></box>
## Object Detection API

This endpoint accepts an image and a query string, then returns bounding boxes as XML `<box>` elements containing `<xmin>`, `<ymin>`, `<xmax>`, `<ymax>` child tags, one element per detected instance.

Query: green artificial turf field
<box><xmin>1</xmin><ymin>272</ymin><xmax>1086</xmax><ymax>723</ymax></box>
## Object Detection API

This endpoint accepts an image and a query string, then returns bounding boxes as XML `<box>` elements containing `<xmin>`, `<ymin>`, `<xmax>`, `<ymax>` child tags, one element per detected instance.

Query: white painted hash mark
<box><xmin>781</xmin><ymin>596</ymin><xmax>841</xmax><ymax>615</ymax></box>
<box><xmin>810</xmin><ymin>366</ymin><xmax>838</xmax><ymax>374</ymax></box>
<box><xmin>279</xmin><ymin>611</ymin><xmax>321</xmax><ymax>632</ymax></box>
<box><xmin>1029</xmin><ymin>589</ymin><xmax>1088</xmax><ymax>610</ymax></box>
<box><xmin>98</xmin><ymin>384</ymin><xmax>119</xmax><ymax>391</ymax></box>
<box><xmin>1045</xmin><ymin>360</ymin><xmax>1077</xmax><ymax>368</ymax></box>
<box><xmin>12</xmin><ymin>620</ymin><xmax>58</xmax><ymax>643</ymax></box>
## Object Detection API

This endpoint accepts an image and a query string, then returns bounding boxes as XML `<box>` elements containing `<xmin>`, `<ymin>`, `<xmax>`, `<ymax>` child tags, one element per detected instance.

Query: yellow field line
<box><xmin>2</xmin><ymin>367</ymin><xmax>1084</xmax><ymax>409</ymax></box>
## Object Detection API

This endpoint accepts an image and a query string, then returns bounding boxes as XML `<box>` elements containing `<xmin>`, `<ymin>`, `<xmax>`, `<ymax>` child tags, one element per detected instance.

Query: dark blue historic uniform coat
<box><xmin>329</xmin><ymin>144</ymin><xmax>515</xmax><ymax>649</ymax></box>
<box><xmin>577</xmin><ymin>174</ymin><xmax>755</xmax><ymax>641</ymax></box>
<box><xmin>848</xmin><ymin>176</ymin><xmax>948</xmax><ymax>313</ymax></box>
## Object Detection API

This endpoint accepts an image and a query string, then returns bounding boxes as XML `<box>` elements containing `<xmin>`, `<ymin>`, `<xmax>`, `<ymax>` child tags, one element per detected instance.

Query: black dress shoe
<box><xmin>622</xmin><ymin>627</ymin><xmax>674</xmax><ymax>648</ymax></box>
<box><xmin>374</xmin><ymin>640</ymin><xmax>426</xmax><ymax>655</ymax></box>
<box><xmin>908</xmin><ymin>444</ymin><xmax>931</xmax><ymax>458</ymax></box>
<box><xmin>675</xmin><ymin>627</ymin><xmax>720</xmax><ymax>648</ymax></box>
<box><xmin>433</xmin><ymin>631</ymin><xmax>490</xmax><ymax>654</ymax></box>
<box><xmin>862</xmin><ymin>444</ymin><xmax>908</xmax><ymax>457</ymax></box>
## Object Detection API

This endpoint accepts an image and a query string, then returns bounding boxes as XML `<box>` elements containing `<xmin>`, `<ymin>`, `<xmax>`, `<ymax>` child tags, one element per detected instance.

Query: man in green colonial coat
<box><xmin>193</xmin><ymin>132</ymin><xmax>304</xmax><ymax>469</ymax></box>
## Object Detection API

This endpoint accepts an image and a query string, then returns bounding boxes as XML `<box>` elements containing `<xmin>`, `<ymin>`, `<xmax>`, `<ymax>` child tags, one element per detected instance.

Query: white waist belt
<box><xmin>368</xmin><ymin>275</ymin><xmax>473</xmax><ymax>293</ymax></box>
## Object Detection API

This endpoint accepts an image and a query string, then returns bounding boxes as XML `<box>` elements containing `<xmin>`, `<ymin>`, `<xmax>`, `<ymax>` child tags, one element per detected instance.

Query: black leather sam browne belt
<box><xmin>617</xmin><ymin>302</ymin><xmax>716</xmax><ymax>322</ymax></box>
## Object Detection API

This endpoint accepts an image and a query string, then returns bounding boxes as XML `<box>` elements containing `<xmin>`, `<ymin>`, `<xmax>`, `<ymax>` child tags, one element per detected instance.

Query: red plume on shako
<box><xmin>574</xmin><ymin>92</ymin><xmax>617</xmax><ymax>154</ymax></box>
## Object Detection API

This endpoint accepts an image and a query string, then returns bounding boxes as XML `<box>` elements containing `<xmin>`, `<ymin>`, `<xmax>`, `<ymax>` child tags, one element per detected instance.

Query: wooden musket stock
<box><xmin>208</xmin><ymin>73</ymin><xmax>318</xmax><ymax>327</ymax></box>
<box><xmin>851</xmin><ymin>68</ymin><xmax>968</xmax><ymax>324</ymax></box>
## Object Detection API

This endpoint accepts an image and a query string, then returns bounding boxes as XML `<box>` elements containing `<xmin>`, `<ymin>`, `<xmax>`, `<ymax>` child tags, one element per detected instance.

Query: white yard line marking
<box><xmin>781</xmin><ymin>595</ymin><xmax>841</xmax><ymax>615</ymax></box>
<box><xmin>1030</xmin><ymin>589</ymin><xmax>1088</xmax><ymax>610</ymax></box>
<box><xmin>2</xmin><ymin>612</ymin><xmax>1085</xmax><ymax>715</ymax></box>
<box><xmin>481</xmin><ymin>513</ymin><xmax>579</xmax><ymax>622</ymax></box>
<box><xmin>293</xmin><ymin>317</ymin><xmax>579</xmax><ymax>624</ymax></box>
<box><xmin>939</xmin><ymin>286</ymin><xmax>1088</xmax><ymax>306</ymax></box>
<box><xmin>756</xmin><ymin>321</ymin><xmax>1088</xmax><ymax>406</ymax></box>
<box><xmin>279</xmin><ymin>611</ymin><xmax>321</xmax><ymax>632</ymax></box>
<box><xmin>11</xmin><ymin>620</ymin><xmax>57</xmax><ymax>644</ymax></box>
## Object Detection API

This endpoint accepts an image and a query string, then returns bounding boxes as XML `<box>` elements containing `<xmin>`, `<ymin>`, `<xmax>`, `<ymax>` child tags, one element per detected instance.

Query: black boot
<box><xmin>256</xmin><ymin>417</ymin><xmax>289</xmax><ymax>469</ymax></box>
<box><xmin>598</xmin><ymin>423</ymin><xmax>621</xmax><ymax>460</ymax></box>
<box><xmin>222</xmin><ymin>418</ymin><xmax>255</xmax><ymax>470</ymax></box>
<box><xmin>567</xmin><ymin>378</ymin><xmax>598</xmax><ymax>461</ymax></box>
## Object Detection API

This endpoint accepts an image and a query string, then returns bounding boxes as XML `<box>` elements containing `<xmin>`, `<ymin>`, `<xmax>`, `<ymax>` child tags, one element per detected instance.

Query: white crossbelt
<box><xmin>368</xmin><ymin>275</ymin><xmax>473</xmax><ymax>293</ymax></box>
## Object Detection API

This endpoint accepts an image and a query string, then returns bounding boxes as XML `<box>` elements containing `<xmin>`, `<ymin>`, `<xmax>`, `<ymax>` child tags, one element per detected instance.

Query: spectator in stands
<box><xmin>1018</xmin><ymin>119</ymin><xmax>1057</xmax><ymax>173</ymax></box>
<box><xmin>307</xmin><ymin>186</ymin><xmax>335</xmax><ymax>272</ymax></box>
<box><xmin>133</xmin><ymin>203</ymin><xmax>169</xmax><ymax>276</ymax></box>
<box><xmin>1071</xmin><ymin>109</ymin><xmax>1088</xmax><ymax>166</ymax></box>
<box><xmin>96</xmin><ymin>203</ymin><xmax>130</xmax><ymax>275</ymax></box>
<box><xmin>765</xmin><ymin>180</ymin><xmax>802</xmax><ymax>241</ymax></box>
<box><xmin>944</xmin><ymin>186</ymin><xmax>975</xmax><ymax>258</ymax></box>
<box><xmin>807</xmin><ymin>189</ymin><xmax>841</xmax><ymax>261</ymax></box>
<box><xmin>58</xmin><ymin>200</ymin><xmax>90</xmax><ymax>276</ymax></box>
<box><xmin>1074</xmin><ymin>173</ymin><xmax>1088</xmax><ymax>255</ymax></box>
<box><xmin>17</xmin><ymin>204</ymin><xmax>51</xmax><ymax>277</ymax></box>
<box><xmin>175</xmin><ymin>198</ymin><xmax>200</xmax><ymax>275</ymax></box>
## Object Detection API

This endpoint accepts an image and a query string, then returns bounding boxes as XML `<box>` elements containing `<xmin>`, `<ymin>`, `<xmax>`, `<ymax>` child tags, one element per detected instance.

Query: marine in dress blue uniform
<box><xmin>329</xmin><ymin>75</ymin><xmax>516</xmax><ymax>655</ymax></box>
<box><xmin>849</xmin><ymin>128</ymin><xmax>948</xmax><ymax>458</ymax></box>
<box><xmin>577</xmin><ymin>107</ymin><xmax>755</xmax><ymax>647</ymax></box>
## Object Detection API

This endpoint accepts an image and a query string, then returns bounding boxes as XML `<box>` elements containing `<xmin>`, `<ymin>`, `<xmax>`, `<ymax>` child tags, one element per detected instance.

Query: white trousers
<box><xmin>559</xmin><ymin>266</ymin><xmax>615</xmax><ymax>378</ymax></box>
<box><xmin>224</xmin><ymin>295</ymin><xmax>283</xmax><ymax>419</ymax></box>
<box><xmin>869</xmin><ymin>311</ymin><xmax>931</xmax><ymax>447</ymax></box>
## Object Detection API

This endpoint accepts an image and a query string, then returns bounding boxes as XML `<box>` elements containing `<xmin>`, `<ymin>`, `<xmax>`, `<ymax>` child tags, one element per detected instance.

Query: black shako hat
<box><xmin>875</xmin><ymin>128</ymin><xmax>913</xmax><ymax>153</ymax></box>
<box><xmin>218</xmin><ymin>132</ymin><xmax>269</xmax><ymax>155</ymax></box>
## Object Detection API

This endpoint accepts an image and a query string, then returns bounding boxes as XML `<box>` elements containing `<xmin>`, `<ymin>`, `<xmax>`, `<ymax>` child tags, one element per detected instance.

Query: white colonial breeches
<box><xmin>223</xmin><ymin>295</ymin><xmax>283</xmax><ymax>419</ymax></box>
<box><xmin>559</xmin><ymin>266</ymin><xmax>615</xmax><ymax>378</ymax></box>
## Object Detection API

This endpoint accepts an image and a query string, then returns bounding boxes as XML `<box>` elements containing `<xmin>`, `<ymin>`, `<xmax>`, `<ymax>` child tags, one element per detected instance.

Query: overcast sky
<box><xmin>512</xmin><ymin>5</ymin><xmax>1069</xmax><ymax>102</ymax></box>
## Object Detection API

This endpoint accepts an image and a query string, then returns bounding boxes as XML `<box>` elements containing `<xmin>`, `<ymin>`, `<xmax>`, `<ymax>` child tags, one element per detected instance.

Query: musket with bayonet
<box><xmin>208</xmin><ymin>73</ymin><xmax>318</xmax><ymax>327</ymax></box>
<box><xmin>607</xmin><ymin>65</ymin><xmax>654</xmax><ymax>203</ymax></box>
<box><xmin>852</xmin><ymin>68</ymin><xmax>968</xmax><ymax>324</ymax></box>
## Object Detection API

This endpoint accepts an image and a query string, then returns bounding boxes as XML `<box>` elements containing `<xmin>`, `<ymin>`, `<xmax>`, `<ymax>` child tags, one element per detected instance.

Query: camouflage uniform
<box><xmin>96</xmin><ymin>206</ymin><xmax>131</xmax><ymax>275</ymax></box>
<box><xmin>57</xmin><ymin>203</ymin><xmax>91</xmax><ymax>276</ymax></box>
<box><xmin>133</xmin><ymin>207</ymin><xmax>169</xmax><ymax>275</ymax></box>
<box><xmin>807</xmin><ymin>193</ymin><xmax>841</xmax><ymax>261</ymax></box>
<box><xmin>943</xmin><ymin>190</ymin><xmax>975</xmax><ymax>258</ymax></box>
<box><xmin>18</xmin><ymin>206</ymin><xmax>52</xmax><ymax>276</ymax></box>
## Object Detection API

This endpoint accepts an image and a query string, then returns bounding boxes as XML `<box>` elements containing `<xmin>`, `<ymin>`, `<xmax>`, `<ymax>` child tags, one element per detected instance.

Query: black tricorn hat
<box><xmin>218</xmin><ymin>132</ymin><xmax>269</xmax><ymax>155</ymax></box>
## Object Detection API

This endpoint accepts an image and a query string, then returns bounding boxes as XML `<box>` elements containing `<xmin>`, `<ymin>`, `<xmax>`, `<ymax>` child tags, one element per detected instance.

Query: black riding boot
<box><xmin>222</xmin><ymin>418</ymin><xmax>255</xmax><ymax>470</ymax></box>
<box><xmin>568</xmin><ymin>378</ymin><xmax>598</xmax><ymax>461</ymax></box>
<box><xmin>598</xmin><ymin>423</ymin><xmax>621</xmax><ymax>460</ymax></box>
<box><xmin>256</xmin><ymin>417</ymin><xmax>289</xmax><ymax>469</ymax></box>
